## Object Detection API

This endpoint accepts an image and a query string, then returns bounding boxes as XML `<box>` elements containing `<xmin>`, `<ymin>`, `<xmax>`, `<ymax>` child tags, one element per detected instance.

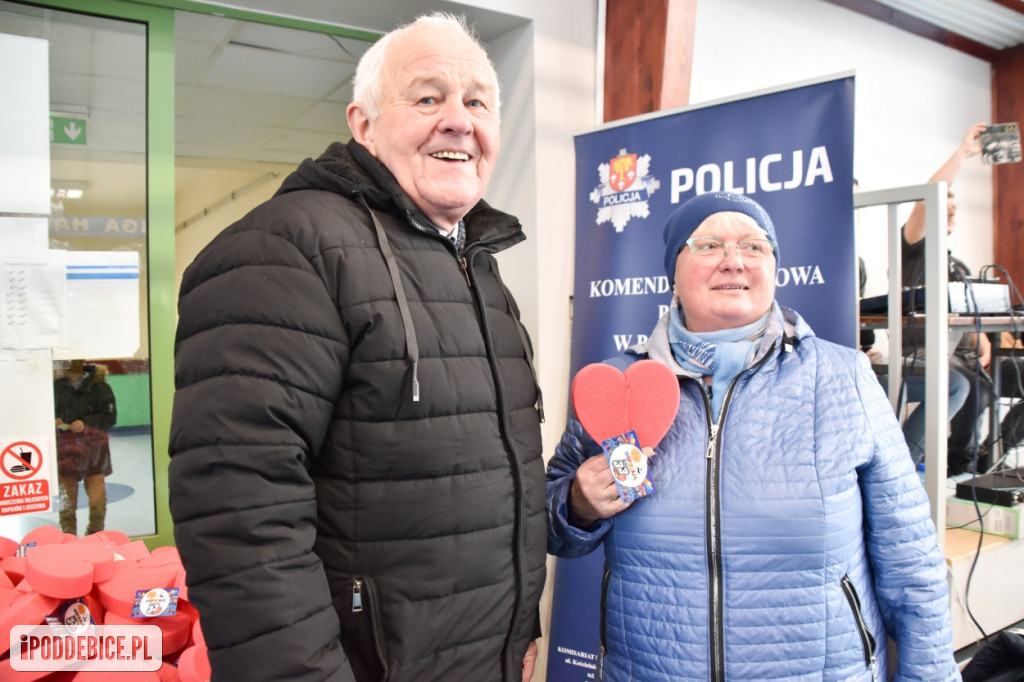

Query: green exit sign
<box><xmin>51</xmin><ymin>116</ymin><xmax>87</xmax><ymax>145</ymax></box>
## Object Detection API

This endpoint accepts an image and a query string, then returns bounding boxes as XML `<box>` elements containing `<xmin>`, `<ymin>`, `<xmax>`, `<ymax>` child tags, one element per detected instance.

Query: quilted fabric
<box><xmin>547</xmin><ymin>305</ymin><xmax>960</xmax><ymax>681</ymax></box>
<box><xmin>170</xmin><ymin>141</ymin><xmax>546</xmax><ymax>682</ymax></box>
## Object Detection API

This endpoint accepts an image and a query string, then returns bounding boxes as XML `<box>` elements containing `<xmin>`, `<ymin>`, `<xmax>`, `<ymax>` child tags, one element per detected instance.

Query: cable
<box><xmin>952</xmin><ymin>264</ymin><xmax>1024</xmax><ymax>644</ymax></box>
<box><xmin>958</xmin><ymin>456</ymin><xmax>991</xmax><ymax>645</ymax></box>
<box><xmin>327</xmin><ymin>34</ymin><xmax>359</xmax><ymax>60</ymax></box>
<box><xmin>975</xmin><ymin>265</ymin><xmax>1024</xmax><ymax>473</ymax></box>
<box><xmin>949</xmin><ymin>268</ymin><xmax>992</xmax><ymax>644</ymax></box>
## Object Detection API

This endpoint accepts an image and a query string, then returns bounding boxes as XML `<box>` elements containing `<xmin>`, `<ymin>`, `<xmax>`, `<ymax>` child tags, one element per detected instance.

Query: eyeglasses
<box><xmin>684</xmin><ymin>236</ymin><xmax>775</xmax><ymax>261</ymax></box>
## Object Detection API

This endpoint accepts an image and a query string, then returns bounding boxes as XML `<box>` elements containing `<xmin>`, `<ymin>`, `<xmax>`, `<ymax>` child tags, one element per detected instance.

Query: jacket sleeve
<box><xmin>168</xmin><ymin>226</ymin><xmax>355</xmax><ymax>682</ymax></box>
<box><xmin>546</xmin><ymin>417</ymin><xmax>613</xmax><ymax>558</ymax></box>
<box><xmin>853</xmin><ymin>353</ymin><xmax>961</xmax><ymax>682</ymax></box>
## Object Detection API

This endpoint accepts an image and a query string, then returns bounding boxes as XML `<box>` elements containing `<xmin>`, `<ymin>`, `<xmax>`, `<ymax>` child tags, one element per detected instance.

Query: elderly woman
<box><xmin>546</xmin><ymin>192</ymin><xmax>959</xmax><ymax>681</ymax></box>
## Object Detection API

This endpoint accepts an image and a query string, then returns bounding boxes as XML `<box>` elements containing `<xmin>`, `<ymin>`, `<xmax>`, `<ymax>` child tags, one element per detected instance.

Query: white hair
<box><xmin>352</xmin><ymin>12</ymin><xmax>500</xmax><ymax>121</ymax></box>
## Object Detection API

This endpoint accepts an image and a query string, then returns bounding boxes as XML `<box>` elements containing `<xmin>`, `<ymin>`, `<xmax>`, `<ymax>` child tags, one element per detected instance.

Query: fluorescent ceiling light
<box><xmin>52</xmin><ymin>179</ymin><xmax>87</xmax><ymax>199</ymax></box>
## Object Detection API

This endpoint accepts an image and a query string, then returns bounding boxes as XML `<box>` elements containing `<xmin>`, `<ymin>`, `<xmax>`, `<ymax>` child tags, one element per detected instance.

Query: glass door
<box><xmin>0</xmin><ymin>1</ymin><xmax>156</xmax><ymax>538</ymax></box>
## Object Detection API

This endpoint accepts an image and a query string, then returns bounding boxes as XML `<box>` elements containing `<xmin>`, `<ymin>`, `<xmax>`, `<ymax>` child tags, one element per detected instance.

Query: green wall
<box><xmin>107</xmin><ymin>373</ymin><xmax>152</xmax><ymax>428</ymax></box>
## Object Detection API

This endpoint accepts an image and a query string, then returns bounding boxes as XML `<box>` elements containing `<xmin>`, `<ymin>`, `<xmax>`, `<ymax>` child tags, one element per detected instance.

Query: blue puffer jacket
<box><xmin>547</xmin><ymin>304</ymin><xmax>960</xmax><ymax>682</ymax></box>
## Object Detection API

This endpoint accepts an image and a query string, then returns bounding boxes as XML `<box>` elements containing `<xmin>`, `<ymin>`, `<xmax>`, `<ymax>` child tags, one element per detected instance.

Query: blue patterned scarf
<box><xmin>668</xmin><ymin>306</ymin><xmax>769</xmax><ymax>421</ymax></box>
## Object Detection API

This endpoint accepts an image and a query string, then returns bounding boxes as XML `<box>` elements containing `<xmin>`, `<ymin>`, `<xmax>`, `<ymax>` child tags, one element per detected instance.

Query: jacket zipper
<box><xmin>704</xmin><ymin>342</ymin><xmax>779</xmax><ymax>682</ymax></box>
<box><xmin>841</xmin><ymin>575</ymin><xmax>878</xmax><ymax>680</ymax></box>
<box><xmin>458</xmin><ymin>256</ymin><xmax>472</xmax><ymax>288</ymax></box>
<box><xmin>462</xmin><ymin>245</ymin><xmax>529</xmax><ymax>681</ymax></box>
<box><xmin>598</xmin><ymin>565</ymin><xmax>611</xmax><ymax>680</ymax></box>
<box><xmin>352</xmin><ymin>578</ymin><xmax>364</xmax><ymax>613</ymax></box>
<box><xmin>350</xmin><ymin>576</ymin><xmax>390</xmax><ymax>680</ymax></box>
<box><xmin>703</xmin><ymin>383</ymin><xmax>726</xmax><ymax>682</ymax></box>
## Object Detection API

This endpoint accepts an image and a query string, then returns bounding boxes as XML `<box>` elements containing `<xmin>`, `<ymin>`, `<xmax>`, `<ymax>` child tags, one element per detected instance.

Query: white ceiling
<box><xmin>222</xmin><ymin>0</ymin><xmax>1024</xmax><ymax>50</ymax></box>
<box><xmin>870</xmin><ymin>0</ymin><xmax>1024</xmax><ymax>50</ymax></box>
<box><xmin>172</xmin><ymin>11</ymin><xmax>372</xmax><ymax>164</ymax></box>
<box><xmin>168</xmin><ymin>1</ymin><xmax>529</xmax><ymax>164</ymax></box>
<box><xmin>0</xmin><ymin>1</ymin><xmax>534</xmax><ymax>220</ymax></box>
<box><xmin>1</xmin><ymin>0</ymin><xmax>1022</xmax><ymax>219</ymax></box>
<box><xmin>24</xmin><ymin>0</ymin><xmax>1024</xmax><ymax>167</ymax></box>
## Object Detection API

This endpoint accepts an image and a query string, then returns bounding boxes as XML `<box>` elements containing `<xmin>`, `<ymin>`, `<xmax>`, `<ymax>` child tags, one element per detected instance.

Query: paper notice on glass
<box><xmin>1</xmin><ymin>251</ymin><xmax>66</xmax><ymax>350</ymax></box>
<box><xmin>53</xmin><ymin>250</ymin><xmax>141</xmax><ymax>359</ymax></box>
<box><xmin>0</xmin><ymin>349</ymin><xmax>55</xmax><ymax>431</ymax></box>
<box><xmin>0</xmin><ymin>216</ymin><xmax>49</xmax><ymax>252</ymax></box>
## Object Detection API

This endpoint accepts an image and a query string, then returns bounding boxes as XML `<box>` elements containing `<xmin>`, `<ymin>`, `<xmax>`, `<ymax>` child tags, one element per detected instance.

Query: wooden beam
<box><xmin>603</xmin><ymin>0</ymin><xmax>697</xmax><ymax>121</ymax></box>
<box><xmin>660</xmin><ymin>0</ymin><xmax>696</xmax><ymax>111</ymax></box>
<box><xmin>992</xmin><ymin>45</ymin><xmax>1024</xmax><ymax>292</ymax></box>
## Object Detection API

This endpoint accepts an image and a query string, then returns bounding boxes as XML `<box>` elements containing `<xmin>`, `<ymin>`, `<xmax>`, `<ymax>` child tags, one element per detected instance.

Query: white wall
<box><xmin>691</xmin><ymin>0</ymin><xmax>993</xmax><ymax>307</ymax></box>
<box><xmin>462</xmin><ymin>0</ymin><xmax>598</xmax><ymax>479</ymax></box>
<box><xmin>441</xmin><ymin>8</ymin><xmax>600</xmax><ymax>676</ymax></box>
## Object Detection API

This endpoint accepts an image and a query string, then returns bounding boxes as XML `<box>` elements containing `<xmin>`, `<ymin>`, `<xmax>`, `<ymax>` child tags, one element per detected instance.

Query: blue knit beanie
<box><xmin>663</xmin><ymin>192</ymin><xmax>779</xmax><ymax>288</ymax></box>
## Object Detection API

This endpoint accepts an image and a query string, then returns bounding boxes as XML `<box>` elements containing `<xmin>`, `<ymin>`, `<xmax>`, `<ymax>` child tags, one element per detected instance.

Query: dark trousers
<box><xmin>993</xmin><ymin>355</ymin><xmax>1024</xmax><ymax>455</ymax></box>
<box><xmin>948</xmin><ymin>354</ymin><xmax>1024</xmax><ymax>474</ymax></box>
<box><xmin>947</xmin><ymin>358</ymin><xmax>992</xmax><ymax>475</ymax></box>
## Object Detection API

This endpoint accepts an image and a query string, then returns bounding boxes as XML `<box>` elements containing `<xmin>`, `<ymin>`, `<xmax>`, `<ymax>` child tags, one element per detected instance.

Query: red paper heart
<box><xmin>571</xmin><ymin>359</ymin><xmax>680</xmax><ymax>447</ymax></box>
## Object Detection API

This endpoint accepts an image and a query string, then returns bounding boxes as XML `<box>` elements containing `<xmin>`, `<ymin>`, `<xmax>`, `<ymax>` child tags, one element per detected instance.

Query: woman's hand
<box><xmin>570</xmin><ymin>454</ymin><xmax>631</xmax><ymax>527</ymax></box>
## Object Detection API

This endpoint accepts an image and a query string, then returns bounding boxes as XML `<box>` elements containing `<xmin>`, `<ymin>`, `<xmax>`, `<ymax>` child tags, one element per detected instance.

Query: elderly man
<box><xmin>169</xmin><ymin>13</ymin><xmax>546</xmax><ymax>682</ymax></box>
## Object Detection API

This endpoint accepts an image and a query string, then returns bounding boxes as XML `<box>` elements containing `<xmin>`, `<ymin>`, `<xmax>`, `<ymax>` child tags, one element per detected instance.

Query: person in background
<box><xmin>547</xmin><ymin>192</ymin><xmax>959</xmax><ymax>681</ymax></box>
<box><xmin>53</xmin><ymin>359</ymin><xmax>116</xmax><ymax>535</ymax></box>
<box><xmin>168</xmin><ymin>12</ymin><xmax>545</xmax><ymax>682</ymax></box>
<box><xmin>901</xmin><ymin>122</ymin><xmax>1023</xmax><ymax>474</ymax></box>
<box><xmin>857</xmin><ymin>176</ymin><xmax>969</xmax><ymax>469</ymax></box>
<box><xmin>898</xmin><ymin>352</ymin><xmax>971</xmax><ymax>469</ymax></box>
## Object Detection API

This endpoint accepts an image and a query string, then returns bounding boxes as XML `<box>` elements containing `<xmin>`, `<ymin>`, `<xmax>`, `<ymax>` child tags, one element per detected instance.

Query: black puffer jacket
<box><xmin>169</xmin><ymin>140</ymin><xmax>546</xmax><ymax>682</ymax></box>
<box><xmin>53</xmin><ymin>365</ymin><xmax>116</xmax><ymax>431</ymax></box>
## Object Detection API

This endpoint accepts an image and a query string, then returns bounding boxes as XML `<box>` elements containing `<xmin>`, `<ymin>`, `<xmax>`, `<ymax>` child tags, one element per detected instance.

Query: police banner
<box><xmin>546</xmin><ymin>74</ymin><xmax>855</xmax><ymax>680</ymax></box>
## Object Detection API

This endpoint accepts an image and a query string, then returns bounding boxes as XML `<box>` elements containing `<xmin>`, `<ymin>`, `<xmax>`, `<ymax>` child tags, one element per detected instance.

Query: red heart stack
<box><xmin>0</xmin><ymin>525</ymin><xmax>210</xmax><ymax>681</ymax></box>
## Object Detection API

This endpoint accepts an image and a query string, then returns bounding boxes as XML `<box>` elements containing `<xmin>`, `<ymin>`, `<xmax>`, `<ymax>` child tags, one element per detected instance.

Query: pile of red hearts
<box><xmin>0</xmin><ymin>525</ymin><xmax>210</xmax><ymax>681</ymax></box>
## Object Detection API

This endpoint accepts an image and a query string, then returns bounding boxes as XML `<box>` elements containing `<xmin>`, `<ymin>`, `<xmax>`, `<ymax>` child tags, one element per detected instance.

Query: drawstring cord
<box><xmin>359</xmin><ymin>194</ymin><xmax>542</xmax><ymax>418</ymax></box>
<box><xmin>363</xmin><ymin>198</ymin><xmax>421</xmax><ymax>402</ymax></box>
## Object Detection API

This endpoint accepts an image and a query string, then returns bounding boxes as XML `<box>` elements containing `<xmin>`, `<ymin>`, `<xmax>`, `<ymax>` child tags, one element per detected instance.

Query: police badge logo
<box><xmin>589</xmin><ymin>148</ymin><xmax>660</xmax><ymax>232</ymax></box>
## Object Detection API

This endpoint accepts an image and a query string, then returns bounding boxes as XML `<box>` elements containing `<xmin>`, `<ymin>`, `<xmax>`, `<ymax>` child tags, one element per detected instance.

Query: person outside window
<box><xmin>53</xmin><ymin>359</ymin><xmax>116</xmax><ymax>535</ymax></box>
